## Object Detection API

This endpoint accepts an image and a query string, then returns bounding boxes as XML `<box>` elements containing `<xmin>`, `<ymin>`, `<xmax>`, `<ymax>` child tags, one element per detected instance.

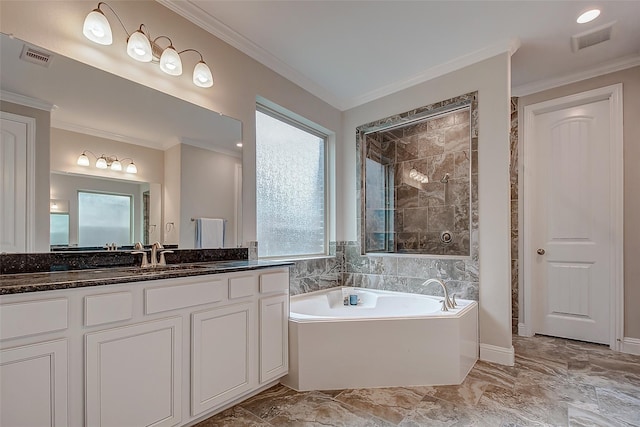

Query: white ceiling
<box><xmin>161</xmin><ymin>0</ymin><xmax>640</xmax><ymax>111</ymax></box>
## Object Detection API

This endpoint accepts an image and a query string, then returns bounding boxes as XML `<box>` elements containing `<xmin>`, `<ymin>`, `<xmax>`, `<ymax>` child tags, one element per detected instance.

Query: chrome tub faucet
<box><xmin>421</xmin><ymin>278</ymin><xmax>456</xmax><ymax>311</ymax></box>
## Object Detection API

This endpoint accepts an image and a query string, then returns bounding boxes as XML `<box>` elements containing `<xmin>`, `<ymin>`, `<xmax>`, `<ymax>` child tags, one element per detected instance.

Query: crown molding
<box><xmin>512</xmin><ymin>54</ymin><xmax>640</xmax><ymax>97</ymax></box>
<box><xmin>343</xmin><ymin>38</ymin><xmax>521</xmax><ymax>110</ymax></box>
<box><xmin>159</xmin><ymin>0</ymin><xmax>522</xmax><ymax>111</ymax></box>
<box><xmin>0</xmin><ymin>90</ymin><xmax>56</xmax><ymax>111</ymax></box>
<box><xmin>180</xmin><ymin>137</ymin><xmax>242</xmax><ymax>159</ymax></box>
<box><xmin>157</xmin><ymin>0</ymin><xmax>346</xmax><ymax>109</ymax></box>
<box><xmin>52</xmin><ymin>120</ymin><xmax>165</xmax><ymax>151</ymax></box>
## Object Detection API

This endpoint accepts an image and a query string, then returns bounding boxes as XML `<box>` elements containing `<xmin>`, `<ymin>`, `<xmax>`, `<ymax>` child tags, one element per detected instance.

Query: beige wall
<box><xmin>343</xmin><ymin>53</ymin><xmax>514</xmax><ymax>357</ymax></box>
<box><xmin>0</xmin><ymin>100</ymin><xmax>51</xmax><ymax>252</ymax></box>
<box><xmin>163</xmin><ymin>144</ymin><xmax>181</xmax><ymax>245</ymax></box>
<box><xmin>0</xmin><ymin>0</ymin><xmax>343</xmax><ymax>245</ymax></box>
<box><xmin>519</xmin><ymin>66</ymin><xmax>640</xmax><ymax>339</ymax></box>
<box><xmin>178</xmin><ymin>144</ymin><xmax>241</xmax><ymax>249</ymax></box>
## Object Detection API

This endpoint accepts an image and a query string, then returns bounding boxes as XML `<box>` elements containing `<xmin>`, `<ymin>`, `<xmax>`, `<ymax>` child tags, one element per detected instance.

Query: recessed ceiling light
<box><xmin>577</xmin><ymin>9</ymin><xmax>601</xmax><ymax>24</ymax></box>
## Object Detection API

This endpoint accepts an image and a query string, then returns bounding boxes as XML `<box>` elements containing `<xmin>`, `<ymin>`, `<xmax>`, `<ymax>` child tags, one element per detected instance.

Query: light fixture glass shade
<box><xmin>77</xmin><ymin>153</ymin><xmax>90</xmax><ymax>166</ymax></box>
<box><xmin>127</xmin><ymin>30</ymin><xmax>152</xmax><ymax>62</ymax></box>
<box><xmin>193</xmin><ymin>61</ymin><xmax>213</xmax><ymax>88</ymax></box>
<box><xmin>83</xmin><ymin>8</ymin><xmax>113</xmax><ymax>45</ymax></box>
<box><xmin>110</xmin><ymin>159</ymin><xmax>122</xmax><ymax>171</ymax></box>
<box><xmin>160</xmin><ymin>46</ymin><xmax>183</xmax><ymax>76</ymax></box>
<box><xmin>126</xmin><ymin>162</ymin><xmax>138</xmax><ymax>174</ymax></box>
<box><xmin>577</xmin><ymin>9</ymin><xmax>600</xmax><ymax>23</ymax></box>
<box><xmin>95</xmin><ymin>156</ymin><xmax>108</xmax><ymax>169</ymax></box>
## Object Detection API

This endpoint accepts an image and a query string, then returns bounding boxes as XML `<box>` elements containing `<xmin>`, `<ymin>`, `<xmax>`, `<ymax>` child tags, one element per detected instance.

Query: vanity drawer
<box><xmin>229</xmin><ymin>275</ymin><xmax>258</xmax><ymax>299</ymax></box>
<box><xmin>259</xmin><ymin>270</ymin><xmax>289</xmax><ymax>294</ymax></box>
<box><xmin>145</xmin><ymin>277</ymin><xmax>226</xmax><ymax>314</ymax></box>
<box><xmin>0</xmin><ymin>298</ymin><xmax>68</xmax><ymax>340</ymax></box>
<box><xmin>84</xmin><ymin>292</ymin><xmax>133</xmax><ymax>327</ymax></box>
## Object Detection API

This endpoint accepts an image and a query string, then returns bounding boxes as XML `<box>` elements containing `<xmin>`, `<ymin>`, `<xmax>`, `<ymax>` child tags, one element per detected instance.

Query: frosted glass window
<box><xmin>78</xmin><ymin>191</ymin><xmax>132</xmax><ymax>247</ymax></box>
<box><xmin>50</xmin><ymin>214</ymin><xmax>69</xmax><ymax>246</ymax></box>
<box><xmin>256</xmin><ymin>109</ymin><xmax>327</xmax><ymax>258</ymax></box>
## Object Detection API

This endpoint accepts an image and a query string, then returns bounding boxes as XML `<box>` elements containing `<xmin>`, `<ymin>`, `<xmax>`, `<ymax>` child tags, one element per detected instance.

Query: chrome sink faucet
<box><xmin>132</xmin><ymin>242</ymin><xmax>149</xmax><ymax>268</ymax></box>
<box><xmin>150</xmin><ymin>242</ymin><xmax>163</xmax><ymax>267</ymax></box>
<box><xmin>132</xmin><ymin>242</ymin><xmax>172</xmax><ymax>268</ymax></box>
<box><xmin>421</xmin><ymin>278</ymin><xmax>456</xmax><ymax>311</ymax></box>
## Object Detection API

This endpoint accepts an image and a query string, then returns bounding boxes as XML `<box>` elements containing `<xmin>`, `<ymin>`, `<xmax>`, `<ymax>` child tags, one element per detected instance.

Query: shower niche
<box><xmin>358</xmin><ymin>93</ymin><xmax>478</xmax><ymax>257</ymax></box>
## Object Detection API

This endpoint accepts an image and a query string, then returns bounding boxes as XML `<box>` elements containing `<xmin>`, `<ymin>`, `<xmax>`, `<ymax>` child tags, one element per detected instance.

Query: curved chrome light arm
<box><xmin>96</xmin><ymin>2</ymin><xmax>131</xmax><ymax>37</ymax></box>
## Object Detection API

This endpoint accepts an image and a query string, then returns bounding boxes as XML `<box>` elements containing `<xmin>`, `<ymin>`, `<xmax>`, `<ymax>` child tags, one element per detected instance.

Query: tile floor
<box><xmin>194</xmin><ymin>335</ymin><xmax>640</xmax><ymax>426</ymax></box>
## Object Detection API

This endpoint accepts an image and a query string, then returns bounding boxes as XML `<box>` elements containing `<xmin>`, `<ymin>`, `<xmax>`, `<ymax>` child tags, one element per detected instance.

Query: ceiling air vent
<box><xmin>19</xmin><ymin>44</ymin><xmax>53</xmax><ymax>67</ymax></box>
<box><xmin>571</xmin><ymin>22</ymin><xmax>615</xmax><ymax>53</ymax></box>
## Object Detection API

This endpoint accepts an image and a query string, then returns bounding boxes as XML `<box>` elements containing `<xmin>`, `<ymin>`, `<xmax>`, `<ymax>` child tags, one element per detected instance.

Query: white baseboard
<box><xmin>621</xmin><ymin>337</ymin><xmax>640</xmax><ymax>356</ymax></box>
<box><xmin>518</xmin><ymin>323</ymin><xmax>533</xmax><ymax>337</ymax></box>
<box><xmin>480</xmin><ymin>343</ymin><xmax>515</xmax><ymax>366</ymax></box>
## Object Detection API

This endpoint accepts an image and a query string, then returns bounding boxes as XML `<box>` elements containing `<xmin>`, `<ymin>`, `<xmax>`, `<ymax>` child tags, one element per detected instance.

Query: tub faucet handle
<box><xmin>450</xmin><ymin>293</ymin><xmax>457</xmax><ymax>308</ymax></box>
<box><xmin>440</xmin><ymin>299</ymin><xmax>449</xmax><ymax>312</ymax></box>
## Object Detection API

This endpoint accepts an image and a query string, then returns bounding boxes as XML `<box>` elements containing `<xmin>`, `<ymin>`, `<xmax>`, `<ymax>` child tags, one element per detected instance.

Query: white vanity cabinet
<box><xmin>0</xmin><ymin>339</ymin><xmax>68</xmax><ymax>427</ymax></box>
<box><xmin>259</xmin><ymin>270</ymin><xmax>290</xmax><ymax>384</ymax></box>
<box><xmin>85</xmin><ymin>317</ymin><xmax>183</xmax><ymax>427</ymax></box>
<box><xmin>0</xmin><ymin>298</ymin><xmax>70</xmax><ymax>427</ymax></box>
<box><xmin>191</xmin><ymin>302</ymin><xmax>255</xmax><ymax>416</ymax></box>
<box><xmin>0</xmin><ymin>266</ymin><xmax>290</xmax><ymax>427</ymax></box>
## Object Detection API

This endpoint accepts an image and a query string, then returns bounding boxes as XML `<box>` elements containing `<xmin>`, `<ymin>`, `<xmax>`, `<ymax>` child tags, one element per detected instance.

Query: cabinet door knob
<box><xmin>537</xmin><ymin>248</ymin><xmax>545</xmax><ymax>255</ymax></box>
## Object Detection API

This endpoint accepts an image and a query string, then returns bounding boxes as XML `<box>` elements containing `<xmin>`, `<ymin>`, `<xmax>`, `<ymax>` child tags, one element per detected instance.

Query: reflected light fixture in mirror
<box><xmin>77</xmin><ymin>150</ymin><xmax>138</xmax><ymax>174</ymax></box>
<box><xmin>82</xmin><ymin>2</ymin><xmax>214</xmax><ymax>88</ymax></box>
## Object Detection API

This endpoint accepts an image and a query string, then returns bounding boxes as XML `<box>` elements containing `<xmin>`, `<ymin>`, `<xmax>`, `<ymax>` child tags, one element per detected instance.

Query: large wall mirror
<box><xmin>0</xmin><ymin>33</ymin><xmax>243</xmax><ymax>252</ymax></box>
<box><xmin>358</xmin><ymin>93</ymin><xmax>478</xmax><ymax>257</ymax></box>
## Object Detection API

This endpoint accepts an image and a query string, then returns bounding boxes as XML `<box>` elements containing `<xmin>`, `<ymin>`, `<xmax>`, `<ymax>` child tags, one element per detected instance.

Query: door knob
<box><xmin>537</xmin><ymin>248</ymin><xmax>545</xmax><ymax>255</ymax></box>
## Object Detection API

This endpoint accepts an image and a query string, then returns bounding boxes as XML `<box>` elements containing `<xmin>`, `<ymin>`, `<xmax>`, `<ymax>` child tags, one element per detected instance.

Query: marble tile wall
<box><xmin>288</xmin><ymin>242</ymin><xmax>343</xmax><ymax>295</ymax></box>
<box><xmin>510</xmin><ymin>97</ymin><xmax>519</xmax><ymax>333</ymax></box>
<box><xmin>288</xmin><ymin>241</ymin><xmax>478</xmax><ymax>301</ymax></box>
<box><xmin>342</xmin><ymin>240</ymin><xmax>478</xmax><ymax>300</ymax></box>
<box><xmin>363</xmin><ymin>107</ymin><xmax>474</xmax><ymax>256</ymax></box>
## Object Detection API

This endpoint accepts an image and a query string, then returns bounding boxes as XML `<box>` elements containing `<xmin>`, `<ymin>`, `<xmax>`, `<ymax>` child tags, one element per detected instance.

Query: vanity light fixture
<box><xmin>77</xmin><ymin>150</ymin><xmax>138</xmax><ymax>174</ymax></box>
<box><xmin>82</xmin><ymin>2</ymin><xmax>214</xmax><ymax>88</ymax></box>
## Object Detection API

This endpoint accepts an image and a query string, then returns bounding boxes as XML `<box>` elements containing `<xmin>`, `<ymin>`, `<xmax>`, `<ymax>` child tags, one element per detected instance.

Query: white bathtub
<box><xmin>281</xmin><ymin>287</ymin><xmax>478</xmax><ymax>391</ymax></box>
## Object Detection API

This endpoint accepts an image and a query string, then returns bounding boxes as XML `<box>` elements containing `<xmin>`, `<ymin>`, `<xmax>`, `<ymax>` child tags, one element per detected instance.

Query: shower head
<box><xmin>440</xmin><ymin>173</ymin><xmax>450</xmax><ymax>183</ymax></box>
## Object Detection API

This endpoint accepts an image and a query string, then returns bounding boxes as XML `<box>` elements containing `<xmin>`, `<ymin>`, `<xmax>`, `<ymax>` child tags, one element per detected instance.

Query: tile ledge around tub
<box><xmin>263</xmin><ymin>255</ymin><xmax>336</xmax><ymax>263</ymax></box>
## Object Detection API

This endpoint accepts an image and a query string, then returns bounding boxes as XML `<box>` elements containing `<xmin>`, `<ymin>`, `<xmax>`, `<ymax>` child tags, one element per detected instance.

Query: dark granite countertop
<box><xmin>0</xmin><ymin>260</ymin><xmax>293</xmax><ymax>295</ymax></box>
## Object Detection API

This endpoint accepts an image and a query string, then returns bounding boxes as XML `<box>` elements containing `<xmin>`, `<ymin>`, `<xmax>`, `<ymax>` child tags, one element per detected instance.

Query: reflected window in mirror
<box><xmin>78</xmin><ymin>191</ymin><xmax>132</xmax><ymax>247</ymax></box>
<box><xmin>256</xmin><ymin>103</ymin><xmax>329</xmax><ymax>258</ymax></box>
<box><xmin>50</xmin><ymin>214</ymin><xmax>70</xmax><ymax>246</ymax></box>
<box><xmin>50</xmin><ymin>199</ymin><xmax>70</xmax><ymax>247</ymax></box>
<box><xmin>359</xmin><ymin>95</ymin><xmax>477</xmax><ymax>257</ymax></box>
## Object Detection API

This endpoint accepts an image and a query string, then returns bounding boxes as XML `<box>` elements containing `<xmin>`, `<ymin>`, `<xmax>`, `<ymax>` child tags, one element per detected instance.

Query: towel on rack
<box><xmin>195</xmin><ymin>218</ymin><xmax>224</xmax><ymax>248</ymax></box>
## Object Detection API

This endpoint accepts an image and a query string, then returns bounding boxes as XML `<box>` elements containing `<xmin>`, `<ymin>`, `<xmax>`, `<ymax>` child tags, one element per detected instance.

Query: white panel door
<box><xmin>259</xmin><ymin>294</ymin><xmax>289</xmax><ymax>383</ymax></box>
<box><xmin>0</xmin><ymin>116</ymin><xmax>27</xmax><ymax>253</ymax></box>
<box><xmin>191</xmin><ymin>302</ymin><xmax>255</xmax><ymax>416</ymax></box>
<box><xmin>532</xmin><ymin>99</ymin><xmax>611</xmax><ymax>344</ymax></box>
<box><xmin>0</xmin><ymin>339</ymin><xmax>68</xmax><ymax>427</ymax></box>
<box><xmin>85</xmin><ymin>317</ymin><xmax>182</xmax><ymax>427</ymax></box>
